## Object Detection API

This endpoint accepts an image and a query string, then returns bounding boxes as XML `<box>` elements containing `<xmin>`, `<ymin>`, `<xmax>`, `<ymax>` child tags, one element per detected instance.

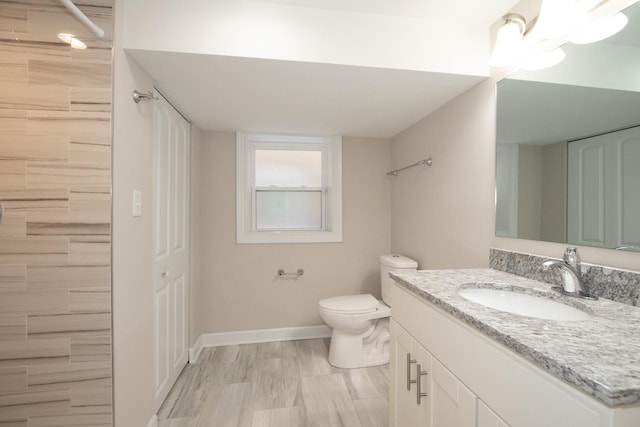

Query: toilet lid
<box><xmin>319</xmin><ymin>294</ymin><xmax>380</xmax><ymax>314</ymax></box>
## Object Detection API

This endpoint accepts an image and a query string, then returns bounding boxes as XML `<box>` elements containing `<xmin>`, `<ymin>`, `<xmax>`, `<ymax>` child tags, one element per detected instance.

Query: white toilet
<box><xmin>318</xmin><ymin>254</ymin><xmax>418</xmax><ymax>369</ymax></box>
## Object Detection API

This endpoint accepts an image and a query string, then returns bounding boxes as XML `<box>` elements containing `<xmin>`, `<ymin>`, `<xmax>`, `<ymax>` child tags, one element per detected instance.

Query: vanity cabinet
<box><xmin>389</xmin><ymin>282</ymin><xmax>640</xmax><ymax>427</ymax></box>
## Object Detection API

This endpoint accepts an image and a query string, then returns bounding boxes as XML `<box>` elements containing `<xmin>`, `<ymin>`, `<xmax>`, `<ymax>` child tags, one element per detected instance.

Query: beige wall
<box><xmin>192</xmin><ymin>132</ymin><xmax>391</xmax><ymax>335</ymax></box>
<box><xmin>0</xmin><ymin>1</ymin><xmax>113</xmax><ymax>424</ymax></box>
<box><xmin>112</xmin><ymin>0</ymin><xmax>156</xmax><ymax>424</ymax></box>
<box><xmin>391</xmin><ymin>78</ymin><xmax>640</xmax><ymax>272</ymax></box>
<box><xmin>517</xmin><ymin>145</ymin><xmax>542</xmax><ymax>240</ymax></box>
<box><xmin>540</xmin><ymin>141</ymin><xmax>567</xmax><ymax>243</ymax></box>
<box><xmin>390</xmin><ymin>81</ymin><xmax>497</xmax><ymax>269</ymax></box>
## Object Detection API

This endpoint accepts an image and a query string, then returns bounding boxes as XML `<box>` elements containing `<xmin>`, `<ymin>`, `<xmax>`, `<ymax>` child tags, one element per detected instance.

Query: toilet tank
<box><xmin>379</xmin><ymin>254</ymin><xmax>418</xmax><ymax>306</ymax></box>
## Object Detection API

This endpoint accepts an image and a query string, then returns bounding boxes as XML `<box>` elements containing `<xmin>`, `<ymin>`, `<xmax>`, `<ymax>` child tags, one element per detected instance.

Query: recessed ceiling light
<box><xmin>57</xmin><ymin>32</ymin><xmax>87</xmax><ymax>50</ymax></box>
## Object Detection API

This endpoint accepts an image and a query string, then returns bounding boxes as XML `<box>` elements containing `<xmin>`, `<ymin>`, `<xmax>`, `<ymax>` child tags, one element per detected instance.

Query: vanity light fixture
<box><xmin>57</xmin><ymin>32</ymin><xmax>87</xmax><ymax>49</ymax></box>
<box><xmin>530</xmin><ymin>0</ymin><xmax>587</xmax><ymax>40</ymax></box>
<box><xmin>490</xmin><ymin>0</ymin><xmax>632</xmax><ymax>69</ymax></box>
<box><xmin>522</xmin><ymin>47</ymin><xmax>566</xmax><ymax>70</ymax></box>
<box><xmin>489</xmin><ymin>14</ymin><xmax>527</xmax><ymax>67</ymax></box>
<box><xmin>571</xmin><ymin>12</ymin><xmax>628</xmax><ymax>44</ymax></box>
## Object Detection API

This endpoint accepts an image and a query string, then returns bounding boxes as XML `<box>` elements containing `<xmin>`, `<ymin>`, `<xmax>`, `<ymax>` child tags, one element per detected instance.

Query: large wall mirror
<box><xmin>495</xmin><ymin>2</ymin><xmax>640</xmax><ymax>251</ymax></box>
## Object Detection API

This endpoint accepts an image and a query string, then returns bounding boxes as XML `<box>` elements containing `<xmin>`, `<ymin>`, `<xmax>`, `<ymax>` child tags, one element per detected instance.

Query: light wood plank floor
<box><xmin>157</xmin><ymin>338</ymin><xmax>389</xmax><ymax>427</ymax></box>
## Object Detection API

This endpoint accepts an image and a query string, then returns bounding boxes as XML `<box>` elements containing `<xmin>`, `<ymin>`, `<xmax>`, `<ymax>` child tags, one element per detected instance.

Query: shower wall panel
<box><xmin>0</xmin><ymin>0</ymin><xmax>114</xmax><ymax>425</ymax></box>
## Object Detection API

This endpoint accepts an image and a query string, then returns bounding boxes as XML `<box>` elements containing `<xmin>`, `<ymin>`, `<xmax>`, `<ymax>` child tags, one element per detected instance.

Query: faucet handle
<box><xmin>563</xmin><ymin>247</ymin><xmax>581</xmax><ymax>274</ymax></box>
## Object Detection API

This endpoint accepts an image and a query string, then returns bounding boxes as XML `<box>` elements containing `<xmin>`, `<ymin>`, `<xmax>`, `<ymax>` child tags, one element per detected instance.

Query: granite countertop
<box><xmin>390</xmin><ymin>268</ymin><xmax>640</xmax><ymax>407</ymax></box>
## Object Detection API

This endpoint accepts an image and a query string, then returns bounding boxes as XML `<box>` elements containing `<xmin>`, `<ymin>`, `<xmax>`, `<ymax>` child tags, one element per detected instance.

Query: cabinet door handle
<box><xmin>406</xmin><ymin>353</ymin><xmax>417</xmax><ymax>390</ymax></box>
<box><xmin>416</xmin><ymin>364</ymin><xmax>428</xmax><ymax>404</ymax></box>
<box><xmin>0</xmin><ymin>201</ymin><xmax>3</xmax><ymax>224</ymax></box>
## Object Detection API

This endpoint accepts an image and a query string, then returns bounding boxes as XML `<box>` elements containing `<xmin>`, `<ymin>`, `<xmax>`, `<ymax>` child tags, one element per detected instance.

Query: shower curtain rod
<box><xmin>58</xmin><ymin>0</ymin><xmax>105</xmax><ymax>39</ymax></box>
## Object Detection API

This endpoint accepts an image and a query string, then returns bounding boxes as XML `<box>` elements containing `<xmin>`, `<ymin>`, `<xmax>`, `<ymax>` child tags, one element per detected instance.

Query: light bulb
<box><xmin>571</xmin><ymin>13</ymin><xmax>628</xmax><ymax>44</ymax></box>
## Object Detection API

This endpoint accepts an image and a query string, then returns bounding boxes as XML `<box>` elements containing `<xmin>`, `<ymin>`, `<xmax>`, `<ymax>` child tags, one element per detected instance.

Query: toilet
<box><xmin>318</xmin><ymin>254</ymin><xmax>418</xmax><ymax>369</ymax></box>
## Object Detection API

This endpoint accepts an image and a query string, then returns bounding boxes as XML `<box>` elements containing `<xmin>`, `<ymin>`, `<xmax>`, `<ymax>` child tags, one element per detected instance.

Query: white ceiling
<box><xmin>126</xmin><ymin>0</ymin><xmax>519</xmax><ymax>138</ymax></box>
<box><xmin>129</xmin><ymin>50</ymin><xmax>485</xmax><ymax>138</ymax></box>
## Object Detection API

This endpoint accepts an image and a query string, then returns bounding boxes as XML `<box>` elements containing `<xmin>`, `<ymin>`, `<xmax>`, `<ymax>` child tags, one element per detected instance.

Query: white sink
<box><xmin>458</xmin><ymin>287</ymin><xmax>591</xmax><ymax>321</ymax></box>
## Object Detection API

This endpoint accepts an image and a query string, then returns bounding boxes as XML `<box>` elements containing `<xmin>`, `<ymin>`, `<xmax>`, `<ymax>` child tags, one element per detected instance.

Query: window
<box><xmin>236</xmin><ymin>132</ymin><xmax>342</xmax><ymax>243</ymax></box>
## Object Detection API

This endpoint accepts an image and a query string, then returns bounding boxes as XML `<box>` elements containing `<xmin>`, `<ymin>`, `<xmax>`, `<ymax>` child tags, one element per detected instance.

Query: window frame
<box><xmin>236</xmin><ymin>132</ymin><xmax>343</xmax><ymax>244</ymax></box>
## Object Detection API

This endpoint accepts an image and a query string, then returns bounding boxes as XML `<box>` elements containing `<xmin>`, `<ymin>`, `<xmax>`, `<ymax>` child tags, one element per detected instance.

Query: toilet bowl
<box><xmin>318</xmin><ymin>254</ymin><xmax>418</xmax><ymax>369</ymax></box>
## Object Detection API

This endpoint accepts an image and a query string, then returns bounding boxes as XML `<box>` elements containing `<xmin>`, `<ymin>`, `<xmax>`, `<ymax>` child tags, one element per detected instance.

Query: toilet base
<box><xmin>327</xmin><ymin>318</ymin><xmax>390</xmax><ymax>369</ymax></box>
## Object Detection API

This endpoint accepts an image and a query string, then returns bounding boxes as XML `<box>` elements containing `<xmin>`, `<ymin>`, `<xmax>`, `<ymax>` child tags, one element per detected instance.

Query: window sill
<box><xmin>236</xmin><ymin>229</ymin><xmax>342</xmax><ymax>244</ymax></box>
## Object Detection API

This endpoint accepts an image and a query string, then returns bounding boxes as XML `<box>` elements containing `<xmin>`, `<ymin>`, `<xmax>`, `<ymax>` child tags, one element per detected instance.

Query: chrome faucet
<box><xmin>542</xmin><ymin>247</ymin><xmax>592</xmax><ymax>298</ymax></box>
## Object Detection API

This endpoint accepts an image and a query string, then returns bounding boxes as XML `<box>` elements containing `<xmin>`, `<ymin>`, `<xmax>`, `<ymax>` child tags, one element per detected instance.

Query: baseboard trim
<box><xmin>146</xmin><ymin>414</ymin><xmax>158</xmax><ymax>427</ymax></box>
<box><xmin>189</xmin><ymin>334</ymin><xmax>204</xmax><ymax>363</ymax></box>
<box><xmin>191</xmin><ymin>325</ymin><xmax>332</xmax><ymax>351</ymax></box>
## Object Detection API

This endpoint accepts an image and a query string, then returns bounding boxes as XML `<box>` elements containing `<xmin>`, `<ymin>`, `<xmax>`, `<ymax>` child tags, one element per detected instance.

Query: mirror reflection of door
<box><xmin>567</xmin><ymin>126</ymin><xmax>640</xmax><ymax>249</ymax></box>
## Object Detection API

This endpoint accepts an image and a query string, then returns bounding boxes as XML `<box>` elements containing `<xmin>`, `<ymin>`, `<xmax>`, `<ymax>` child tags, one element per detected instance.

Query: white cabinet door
<box><xmin>478</xmin><ymin>400</ymin><xmax>510</xmax><ymax>427</ymax></box>
<box><xmin>390</xmin><ymin>320</ymin><xmax>431</xmax><ymax>427</ymax></box>
<box><xmin>153</xmin><ymin>90</ymin><xmax>190</xmax><ymax>411</ymax></box>
<box><xmin>431</xmin><ymin>357</ymin><xmax>476</xmax><ymax>427</ymax></box>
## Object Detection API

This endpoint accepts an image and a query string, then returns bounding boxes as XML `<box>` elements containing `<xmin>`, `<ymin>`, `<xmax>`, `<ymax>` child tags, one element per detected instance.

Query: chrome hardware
<box><xmin>387</xmin><ymin>158</ymin><xmax>433</xmax><ymax>176</ymax></box>
<box><xmin>132</xmin><ymin>90</ymin><xmax>156</xmax><ymax>103</ymax></box>
<box><xmin>277</xmin><ymin>268</ymin><xmax>304</xmax><ymax>277</ymax></box>
<box><xmin>406</xmin><ymin>353</ymin><xmax>417</xmax><ymax>390</ymax></box>
<box><xmin>543</xmin><ymin>247</ymin><xmax>596</xmax><ymax>299</ymax></box>
<box><xmin>416</xmin><ymin>364</ymin><xmax>428</xmax><ymax>404</ymax></box>
<box><xmin>0</xmin><ymin>202</ymin><xmax>3</xmax><ymax>224</ymax></box>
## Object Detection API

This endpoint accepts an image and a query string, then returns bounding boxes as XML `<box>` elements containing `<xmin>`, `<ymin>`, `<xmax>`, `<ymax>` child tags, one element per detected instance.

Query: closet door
<box><xmin>153</xmin><ymin>90</ymin><xmax>190</xmax><ymax>411</ymax></box>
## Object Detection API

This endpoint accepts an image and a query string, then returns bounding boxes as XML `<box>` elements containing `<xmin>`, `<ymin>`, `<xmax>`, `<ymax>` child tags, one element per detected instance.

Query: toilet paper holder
<box><xmin>277</xmin><ymin>268</ymin><xmax>304</xmax><ymax>277</ymax></box>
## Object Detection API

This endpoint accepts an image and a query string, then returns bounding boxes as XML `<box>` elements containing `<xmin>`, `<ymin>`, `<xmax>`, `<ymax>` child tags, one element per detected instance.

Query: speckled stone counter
<box><xmin>390</xmin><ymin>268</ymin><xmax>640</xmax><ymax>407</ymax></box>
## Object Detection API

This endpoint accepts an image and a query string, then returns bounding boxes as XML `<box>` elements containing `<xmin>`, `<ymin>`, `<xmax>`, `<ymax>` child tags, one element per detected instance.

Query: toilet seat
<box><xmin>319</xmin><ymin>294</ymin><xmax>380</xmax><ymax>315</ymax></box>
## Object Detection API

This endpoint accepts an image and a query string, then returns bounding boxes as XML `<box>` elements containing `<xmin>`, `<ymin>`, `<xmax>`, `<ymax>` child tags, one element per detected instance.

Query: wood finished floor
<box><xmin>157</xmin><ymin>338</ymin><xmax>389</xmax><ymax>427</ymax></box>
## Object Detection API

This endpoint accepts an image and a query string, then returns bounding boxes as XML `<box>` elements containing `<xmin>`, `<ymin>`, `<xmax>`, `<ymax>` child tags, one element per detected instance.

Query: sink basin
<box><xmin>458</xmin><ymin>287</ymin><xmax>591</xmax><ymax>321</ymax></box>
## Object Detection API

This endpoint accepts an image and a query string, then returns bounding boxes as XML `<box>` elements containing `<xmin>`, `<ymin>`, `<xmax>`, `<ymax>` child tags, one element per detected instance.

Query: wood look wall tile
<box><xmin>0</xmin><ymin>237</ymin><xmax>68</xmax><ymax>266</ymax></box>
<box><xmin>0</xmin><ymin>40</ymin><xmax>69</xmax><ymax>61</ymax></box>
<box><xmin>69</xmin><ymin>237</ymin><xmax>110</xmax><ymax>265</ymax></box>
<box><xmin>0</xmin><ymin>338</ymin><xmax>69</xmax><ymax>364</ymax></box>
<box><xmin>27</xmin><ymin>265</ymin><xmax>110</xmax><ymax>290</ymax></box>
<box><xmin>70</xmin><ymin>385</ymin><xmax>111</xmax><ymax>408</ymax></box>
<box><xmin>0</xmin><ymin>188</ymin><xmax>68</xmax><ymax>213</ymax></box>
<box><xmin>28</xmin><ymin>413</ymin><xmax>112</xmax><ymax>427</ymax></box>
<box><xmin>0</xmin><ymin>289</ymin><xmax>68</xmax><ymax>315</ymax></box>
<box><xmin>0</xmin><ymin>52</ymin><xmax>27</xmax><ymax>84</ymax></box>
<box><xmin>0</xmin><ymin>367</ymin><xmax>27</xmax><ymax>394</ymax></box>
<box><xmin>70</xmin><ymin>335</ymin><xmax>110</xmax><ymax>363</ymax></box>
<box><xmin>28</xmin><ymin>313</ymin><xmax>110</xmax><ymax>338</ymax></box>
<box><xmin>0</xmin><ymin>83</ymin><xmax>68</xmax><ymax>111</ymax></box>
<box><xmin>0</xmin><ymin>264</ymin><xmax>26</xmax><ymax>289</ymax></box>
<box><xmin>0</xmin><ymin>4</ymin><xmax>28</xmax><ymax>32</ymax></box>
<box><xmin>70</xmin><ymin>44</ymin><xmax>112</xmax><ymax>64</ymax></box>
<box><xmin>0</xmin><ymin>418</ymin><xmax>27</xmax><ymax>426</ymax></box>
<box><xmin>69</xmin><ymin>88</ymin><xmax>111</xmax><ymax>112</ymax></box>
<box><xmin>69</xmin><ymin>289</ymin><xmax>110</xmax><ymax>313</ymax></box>
<box><xmin>0</xmin><ymin>215</ymin><xmax>26</xmax><ymax>239</ymax></box>
<box><xmin>69</xmin><ymin>190</ymin><xmax>110</xmax><ymax>215</ymax></box>
<box><xmin>0</xmin><ymin>160</ymin><xmax>26</xmax><ymax>187</ymax></box>
<box><xmin>26</xmin><ymin>110</ymin><xmax>110</xmax><ymax>138</ymax></box>
<box><xmin>28</xmin><ymin>361</ymin><xmax>111</xmax><ymax>392</ymax></box>
<box><xmin>28</xmin><ymin>60</ymin><xmax>110</xmax><ymax>88</ymax></box>
<box><xmin>69</xmin><ymin>141</ymin><xmax>110</xmax><ymax>164</ymax></box>
<box><xmin>0</xmin><ymin>134</ymin><xmax>68</xmax><ymax>161</ymax></box>
<box><xmin>0</xmin><ymin>316</ymin><xmax>26</xmax><ymax>341</ymax></box>
<box><xmin>0</xmin><ymin>389</ymin><xmax>70</xmax><ymax>419</ymax></box>
<box><xmin>0</xmin><ymin>110</ymin><xmax>27</xmax><ymax>134</ymax></box>
<box><xmin>26</xmin><ymin>162</ymin><xmax>109</xmax><ymax>188</ymax></box>
<box><xmin>26</xmin><ymin>213</ymin><xmax>110</xmax><ymax>236</ymax></box>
